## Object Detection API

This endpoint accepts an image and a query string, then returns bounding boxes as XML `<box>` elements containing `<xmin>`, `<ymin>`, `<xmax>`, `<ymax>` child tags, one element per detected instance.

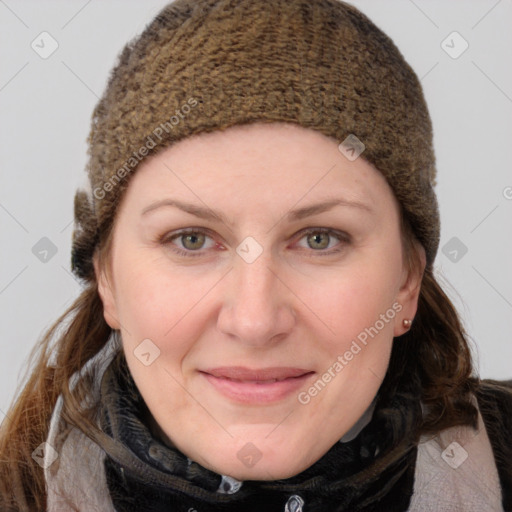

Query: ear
<box><xmin>93</xmin><ymin>252</ymin><xmax>121</xmax><ymax>330</ymax></box>
<box><xmin>393</xmin><ymin>243</ymin><xmax>426</xmax><ymax>337</ymax></box>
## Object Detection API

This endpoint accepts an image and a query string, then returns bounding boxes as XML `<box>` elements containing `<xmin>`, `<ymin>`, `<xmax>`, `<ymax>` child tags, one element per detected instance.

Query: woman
<box><xmin>1</xmin><ymin>0</ymin><xmax>510</xmax><ymax>510</ymax></box>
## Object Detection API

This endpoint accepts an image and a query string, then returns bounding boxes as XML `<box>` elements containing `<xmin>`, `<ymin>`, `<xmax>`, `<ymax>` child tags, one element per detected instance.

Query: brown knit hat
<box><xmin>71</xmin><ymin>0</ymin><xmax>439</xmax><ymax>281</ymax></box>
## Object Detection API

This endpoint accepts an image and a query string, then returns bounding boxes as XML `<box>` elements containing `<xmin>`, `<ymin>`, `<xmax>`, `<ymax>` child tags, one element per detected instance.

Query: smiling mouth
<box><xmin>200</xmin><ymin>367</ymin><xmax>315</xmax><ymax>403</ymax></box>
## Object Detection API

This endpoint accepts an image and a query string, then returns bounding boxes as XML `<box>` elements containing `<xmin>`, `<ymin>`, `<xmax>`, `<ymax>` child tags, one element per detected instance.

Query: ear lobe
<box><xmin>394</xmin><ymin>244</ymin><xmax>426</xmax><ymax>337</ymax></box>
<box><xmin>93</xmin><ymin>253</ymin><xmax>121</xmax><ymax>330</ymax></box>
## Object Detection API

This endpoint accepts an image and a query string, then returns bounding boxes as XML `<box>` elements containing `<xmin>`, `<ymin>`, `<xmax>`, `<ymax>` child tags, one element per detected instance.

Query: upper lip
<box><xmin>202</xmin><ymin>367</ymin><xmax>313</xmax><ymax>382</ymax></box>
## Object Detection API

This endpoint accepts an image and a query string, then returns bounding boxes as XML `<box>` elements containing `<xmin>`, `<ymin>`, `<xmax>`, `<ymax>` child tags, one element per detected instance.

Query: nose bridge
<box><xmin>233</xmin><ymin>254</ymin><xmax>280</xmax><ymax>325</ymax></box>
<box><xmin>217</xmin><ymin>252</ymin><xmax>295</xmax><ymax>344</ymax></box>
<box><xmin>236</xmin><ymin>253</ymin><xmax>274</xmax><ymax>303</ymax></box>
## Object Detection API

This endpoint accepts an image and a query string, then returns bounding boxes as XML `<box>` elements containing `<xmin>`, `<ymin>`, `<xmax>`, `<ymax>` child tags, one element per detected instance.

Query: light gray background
<box><xmin>1</xmin><ymin>0</ymin><xmax>511</xmax><ymax>419</ymax></box>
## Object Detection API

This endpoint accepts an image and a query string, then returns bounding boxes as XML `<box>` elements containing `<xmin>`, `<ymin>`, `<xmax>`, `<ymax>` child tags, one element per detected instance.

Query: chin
<box><xmin>213</xmin><ymin>460</ymin><xmax>307</xmax><ymax>482</ymax></box>
<box><xmin>197</xmin><ymin>444</ymin><xmax>314</xmax><ymax>482</ymax></box>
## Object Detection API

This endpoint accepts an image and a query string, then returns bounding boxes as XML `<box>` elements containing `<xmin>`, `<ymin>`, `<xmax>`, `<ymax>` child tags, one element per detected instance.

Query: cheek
<box><xmin>300</xmin><ymin>265</ymin><xmax>399</xmax><ymax>403</ymax></box>
<box><xmin>113</xmin><ymin>254</ymin><xmax>220</xmax><ymax>359</ymax></box>
<box><xmin>298</xmin><ymin>261</ymin><xmax>400</xmax><ymax>350</ymax></box>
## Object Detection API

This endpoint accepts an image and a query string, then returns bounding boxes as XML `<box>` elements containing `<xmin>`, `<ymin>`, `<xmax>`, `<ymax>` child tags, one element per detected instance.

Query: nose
<box><xmin>217</xmin><ymin>255</ymin><xmax>296</xmax><ymax>347</ymax></box>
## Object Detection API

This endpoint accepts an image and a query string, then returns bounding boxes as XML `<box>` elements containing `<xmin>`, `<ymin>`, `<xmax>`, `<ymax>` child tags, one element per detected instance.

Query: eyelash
<box><xmin>159</xmin><ymin>227</ymin><xmax>351</xmax><ymax>258</ymax></box>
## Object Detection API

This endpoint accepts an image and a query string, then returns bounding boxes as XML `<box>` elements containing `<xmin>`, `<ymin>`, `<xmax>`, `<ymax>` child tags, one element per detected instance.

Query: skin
<box><xmin>94</xmin><ymin>121</ymin><xmax>425</xmax><ymax>481</ymax></box>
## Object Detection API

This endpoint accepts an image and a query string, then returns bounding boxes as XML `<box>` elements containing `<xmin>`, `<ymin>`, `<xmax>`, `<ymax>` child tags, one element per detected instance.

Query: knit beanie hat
<box><xmin>71</xmin><ymin>0</ymin><xmax>440</xmax><ymax>281</ymax></box>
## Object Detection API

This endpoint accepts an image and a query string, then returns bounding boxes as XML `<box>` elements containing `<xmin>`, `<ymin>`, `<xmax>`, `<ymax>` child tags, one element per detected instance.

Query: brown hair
<box><xmin>0</xmin><ymin>201</ymin><xmax>478</xmax><ymax>511</ymax></box>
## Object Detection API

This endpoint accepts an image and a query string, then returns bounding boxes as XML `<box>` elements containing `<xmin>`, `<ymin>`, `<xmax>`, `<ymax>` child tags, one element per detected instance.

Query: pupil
<box><xmin>183</xmin><ymin>233</ymin><xmax>204</xmax><ymax>249</ymax></box>
<box><xmin>308</xmin><ymin>232</ymin><xmax>329</xmax><ymax>249</ymax></box>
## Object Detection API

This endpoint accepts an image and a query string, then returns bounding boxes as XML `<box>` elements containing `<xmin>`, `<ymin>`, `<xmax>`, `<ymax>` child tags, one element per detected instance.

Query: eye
<box><xmin>162</xmin><ymin>229</ymin><xmax>217</xmax><ymax>254</ymax></box>
<box><xmin>294</xmin><ymin>228</ymin><xmax>349</xmax><ymax>253</ymax></box>
<box><xmin>179</xmin><ymin>232</ymin><xmax>208</xmax><ymax>250</ymax></box>
<box><xmin>305</xmin><ymin>232</ymin><xmax>331</xmax><ymax>250</ymax></box>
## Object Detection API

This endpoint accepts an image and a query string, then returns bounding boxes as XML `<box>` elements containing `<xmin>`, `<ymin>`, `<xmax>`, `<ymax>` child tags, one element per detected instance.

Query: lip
<box><xmin>200</xmin><ymin>366</ymin><xmax>315</xmax><ymax>404</ymax></box>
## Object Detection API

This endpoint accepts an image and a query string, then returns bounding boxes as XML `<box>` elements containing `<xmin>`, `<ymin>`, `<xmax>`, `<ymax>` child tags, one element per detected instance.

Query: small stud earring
<box><xmin>403</xmin><ymin>319</ymin><xmax>412</xmax><ymax>329</ymax></box>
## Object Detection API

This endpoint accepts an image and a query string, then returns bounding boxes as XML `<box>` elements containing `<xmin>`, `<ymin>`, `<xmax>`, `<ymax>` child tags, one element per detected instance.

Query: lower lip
<box><xmin>201</xmin><ymin>372</ymin><xmax>314</xmax><ymax>404</ymax></box>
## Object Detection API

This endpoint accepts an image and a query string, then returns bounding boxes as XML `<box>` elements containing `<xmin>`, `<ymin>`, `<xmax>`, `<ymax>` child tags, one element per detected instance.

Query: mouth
<box><xmin>200</xmin><ymin>367</ymin><xmax>315</xmax><ymax>404</ymax></box>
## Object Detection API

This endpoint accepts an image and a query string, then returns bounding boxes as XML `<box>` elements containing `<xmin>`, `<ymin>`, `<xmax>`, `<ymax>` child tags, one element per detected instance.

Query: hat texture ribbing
<box><xmin>71</xmin><ymin>0</ymin><xmax>440</xmax><ymax>280</ymax></box>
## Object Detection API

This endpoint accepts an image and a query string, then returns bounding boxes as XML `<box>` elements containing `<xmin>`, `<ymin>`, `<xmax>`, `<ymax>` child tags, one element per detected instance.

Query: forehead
<box><xmin>120</xmin><ymin>122</ymin><xmax>398</xmax><ymax>218</ymax></box>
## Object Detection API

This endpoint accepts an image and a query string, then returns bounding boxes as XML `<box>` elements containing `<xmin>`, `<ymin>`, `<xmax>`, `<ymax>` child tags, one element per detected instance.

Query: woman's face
<box><xmin>96</xmin><ymin>122</ymin><xmax>424</xmax><ymax>480</ymax></box>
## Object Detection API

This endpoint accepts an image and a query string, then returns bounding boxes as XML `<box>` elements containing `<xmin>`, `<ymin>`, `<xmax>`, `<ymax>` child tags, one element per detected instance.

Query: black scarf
<box><xmin>99</xmin><ymin>351</ymin><xmax>422</xmax><ymax>512</ymax></box>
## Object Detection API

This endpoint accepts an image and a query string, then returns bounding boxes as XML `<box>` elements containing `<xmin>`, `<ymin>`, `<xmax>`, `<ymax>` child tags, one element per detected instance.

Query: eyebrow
<box><xmin>286</xmin><ymin>198</ymin><xmax>373</xmax><ymax>221</ymax></box>
<box><xmin>140</xmin><ymin>197</ymin><xmax>373</xmax><ymax>223</ymax></box>
<box><xmin>141</xmin><ymin>199</ymin><xmax>228</xmax><ymax>224</ymax></box>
